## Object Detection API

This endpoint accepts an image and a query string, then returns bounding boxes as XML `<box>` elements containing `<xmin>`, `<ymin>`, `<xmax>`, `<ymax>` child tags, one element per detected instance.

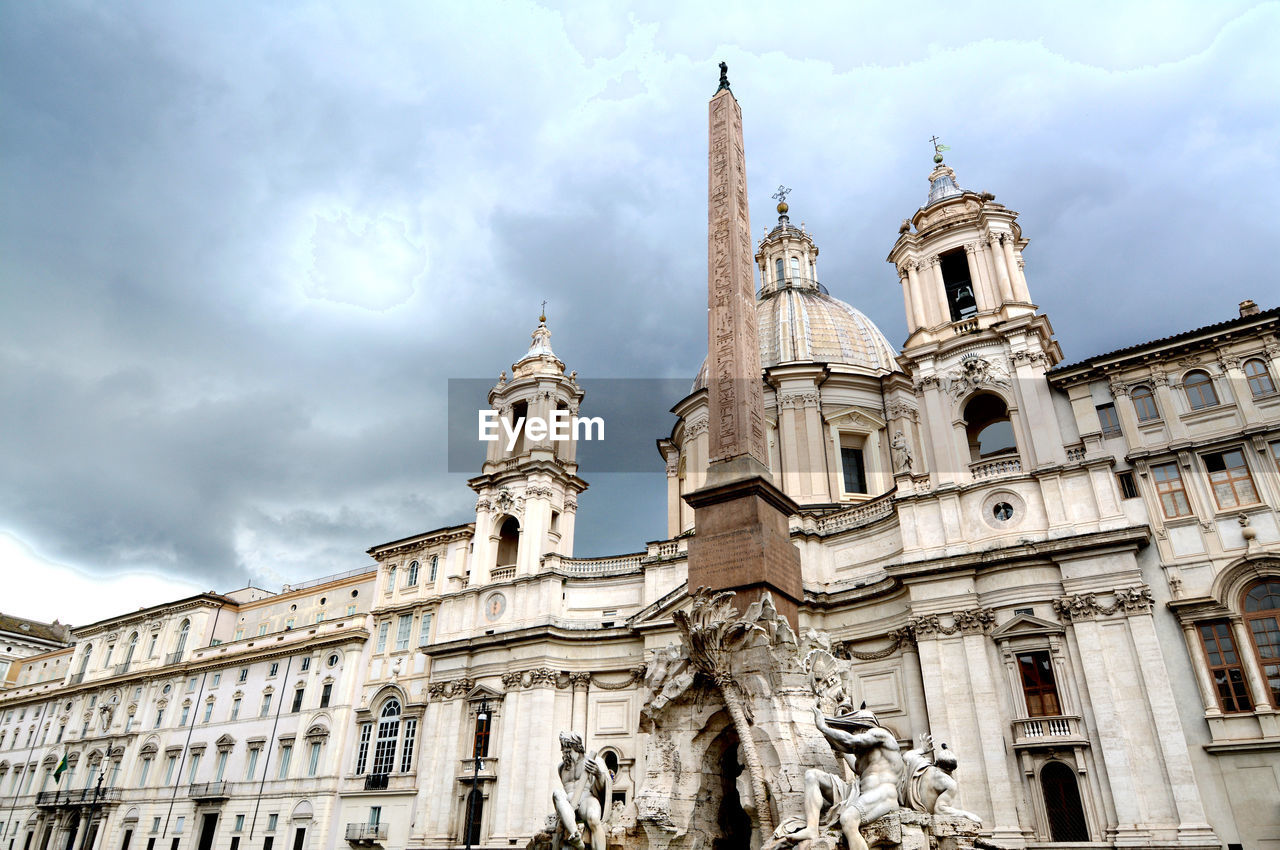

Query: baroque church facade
<box><xmin>2</xmin><ymin>92</ymin><xmax>1279</xmax><ymax>850</ymax></box>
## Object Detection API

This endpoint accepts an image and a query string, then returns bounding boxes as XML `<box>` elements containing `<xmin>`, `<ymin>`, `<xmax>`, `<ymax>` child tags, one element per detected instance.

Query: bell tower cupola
<box><xmin>469</xmin><ymin>309</ymin><xmax>587</xmax><ymax>584</ymax></box>
<box><xmin>888</xmin><ymin>143</ymin><xmax>1054</xmax><ymax>350</ymax></box>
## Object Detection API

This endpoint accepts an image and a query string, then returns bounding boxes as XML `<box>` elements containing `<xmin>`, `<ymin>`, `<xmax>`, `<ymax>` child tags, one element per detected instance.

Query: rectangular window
<box><xmin>840</xmin><ymin>446</ymin><xmax>867</xmax><ymax>495</ymax></box>
<box><xmin>319</xmin><ymin>683</ymin><xmax>332</xmax><ymax>709</ymax></box>
<box><xmin>268</xmin><ymin>662</ymin><xmax>279</xmax><ymax>677</ymax></box>
<box><xmin>187</xmin><ymin>754</ymin><xmax>200</xmax><ymax>783</ymax></box>
<box><xmin>1198</xmin><ymin>622</ymin><xmax>1252</xmax><ymax>712</ymax></box>
<box><xmin>238</xmin><ymin>668</ymin><xmax>249</xmax><ymax>683</ymax></box>
<box><xmin>267</xmin><ymin>815</ymin><xmax>278</xmax><ymax>833</ymax></box>
<box><xmin>1096</xmin><ymin>403</ymin><xmax>1121</xmax><ymax>437</ymax></box>
<box><xmin>163</xmin><ymin>755</ymin><xmax>177</xmax><ymax>784</ymax></box>
<box><xmin>418</xmin><ymin>614</ymin><xmax>433</xmax><ymax>648</ymax></box>
<box><xmin>215</xmin><ymin>752</ymin><xmax>227</xmax><ymax>781</ymax></box>
<box><xmin>187</xmin><ymin>677</ymin><xmax>197</xmax><ymax>693</ymax></box>
<box><xmin>347</xmin><ymin>605</ymin><xmax>357</xmax><ymax>616</ymax></box>
<box><xmin>307</xmin><ymin>742</ymin><xmax>321</xmax><ymax>778</ymax></box>
<box><xmin>1017</xmin><ymin>651</ymin><xmax>1062</xmax><ymax>717</ymax></box>
<box><xmin>234</xmin><ymin>629</ymin><xmax>245</xmax><ymax>641</ymax></box>
<box><xmin>230</xmin><ymin>838</ymin><xmax>240</xmax><ymax>850</ymax></box>
<box><xmin>174</xmin><ymin>818</ymin><xmax>184</xmax><ymax>836</ymax></box>
<box><xmin>148</xmin><ymin>635</ymin><xmax>158</xmax><ymax>657</ymax></box>
<box><xmin>234</xmin><ymin>815</ymin><xmax>244</xmax><ymax>833</ymax></box>
<box><xmin>355</xmin><ymin>724</ymin><xmax>372</xmax><ymax>774</ymax></box>
<box><xmin>263</xmin><ymin>839</ymin><xmax>273</xmax><ymax>850</ymax></box>
<box><xmin>211</xmin><ymin>673</ymin><xmax>221</xmax><ymax>687</ymax></box>
<box><xmin>154</xmin><ymin>709</ymin><xmax>164</xmax><ymax>729</ymax></box>
<box><xmin>400</xmin><ymin>718</ymin><xmax>417</xmax><ymax>772</ymax></box>
<box><xmin>139</xmin><ymin>758</ymin><xmax>152</xmax><ymax>786</ymax></box>
<box><xmin>258</xmin><ymin>624</ymin><xmax>268</xmax><ymax>636</ymax></box>
<box><xmin>260</xmin><ymin>694</ymin><xmax>273</xmax><ymax>717</ymax></box>
<box><xmin>278</xmin><ymin>744</ymin><xmax>292</xmax><ymax>779</ymax></box>
<box><xmin>245</xmin><ymin>749</ymin><xmax>259</xmax><ymax>780</ymax></box>
<box><xmin>473</xmin><ymin>712</ymin><xmax>491</xmax><ymax>758</ymax></box>
<box><xmin>203</xmin><ymin>703</ymin><xmax>214</xmax><ymax>723</ymax></box>
<box><xmin>299</xmin><ymin>658</ymin><xmax>310</xmax><ymax>672</ymax></box>
<box><xmin>1204</xmin><ymin>449</ymin><xmax>1259</xmax><ymax>510</ymax></box>
<box><xmin>1117</xmin><ymin>471</ymin><xmax>1139</xmax><ymax>499</ymax></box>
<box><xmin>395</xmin><ymin>615</ymin><xmax>412</xmax><ymax>652</ymax></box>
<box><xmin>376</xmin><ymin>621</ymin><xmax>389</xmax><ymax>653</ymax></box>
<box><xmin>151</xmin><ymin>819</ymin><xmax>161</xmax><ymax>835</ymax></box>
<box><xmin>291</xmin><ymin>689</ymin><xmax>305</xmax><ymax>713</ymax></box>
<box><xmin>179</xmin><ymin>706</ymin><xmax>189</xmax><ymax>726</ymax></box>
<box><xmin>284</xmin><ymin>619</ymin><xmax>294</xmax><ymax>630</ymax></box>
<box><xmin>1152</xmin><ymin>462</ymin><xmax>1192</xmax><ymax>518</ymax></box>
<box><xmin>230</xmin><ymin>699</ymin><xmax>241</xmax><ymax>721</ymax></box>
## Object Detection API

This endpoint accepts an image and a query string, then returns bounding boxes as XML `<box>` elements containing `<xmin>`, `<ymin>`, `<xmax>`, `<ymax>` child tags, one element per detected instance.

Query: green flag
<box><xmin>53</xmin><ymin>753</ymin><xmax>68</xmax><ymax>784</ymax></box>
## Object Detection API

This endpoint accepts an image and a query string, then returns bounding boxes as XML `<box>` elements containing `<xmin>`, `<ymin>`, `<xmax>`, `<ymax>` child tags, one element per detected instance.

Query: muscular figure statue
<box><xmin>767</xmin><ymin>704</ymin><xmax>903</xmax><ymax>850</ymax></box>
<box><xmin>550</xmin><ymin>731</ymin><xmax>612</xmax><ymax>850</ymax></box>
<box><xmin>900</xmin><ymin>736</ymin><xmax>981</xmax><ymax>823</ymax></box>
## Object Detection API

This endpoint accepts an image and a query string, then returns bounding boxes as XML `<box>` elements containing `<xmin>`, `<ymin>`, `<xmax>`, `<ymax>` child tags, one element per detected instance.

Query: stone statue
<box><xmin>551</xmin><ymin>731</ymin><xmax>612</xmax><ymax>850</ymax></box>
<box><xmin>640</xmin><ymin>644</ymin><xmax>695</xmax><ymax>722</ymax></box>
<box><xmin>766</xmin><ymin>704</ymin><xmax>903</xmax><ymax>850</ymax></box>
<box><xmin>900</xmin><ymin>735</ymin><xmax>981</xmax><ymax>824</ymax></box>
<box><xmin>891</xmin><ymin>431</ymin><xmax>913</xmax><ymax>473</ymax></box>
<box><xmin>718</xmin><ymin>61</ymin><xmax>730</xmax><ymax>92</ymax></box>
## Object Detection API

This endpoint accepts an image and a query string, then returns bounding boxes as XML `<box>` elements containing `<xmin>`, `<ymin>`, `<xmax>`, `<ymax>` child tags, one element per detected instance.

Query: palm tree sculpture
<box><xmin>672</xmin><ymin>587</ymin><xmax>775</xmax><ymax>836</ymax></box>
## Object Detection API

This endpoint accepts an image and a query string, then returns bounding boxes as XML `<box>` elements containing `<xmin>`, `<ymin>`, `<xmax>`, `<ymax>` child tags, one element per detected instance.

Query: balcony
<box><xmin>188</xmin><ymin>781</ymin><xmax>229</xmax><ymax>801</ymax></box>
<box><xmin>69</xmin><ymin>672</ymin><xmax>86</xmax><ymax>685</ymax></box>
<box><xmin>165</xmin><ymin>651</ymin><xmax>184</xmax><ymax>666</ymax></box>
<box><xmin>113</xmin><ymin>662</ymin><xmax>132</xmax><ymax>677</ymax></box>
<box><xmin>363</xmin><ymin>774</ymin><xmax>389</xmax><ymax>791</ymax></box>
<box><xmin>489</xmin><ymin>565</ymin><xmax>516</xmax><ymax>582</ymax></box>
<box><xmin>345</xmin><ymin>824</ymin><xmax>387</xmax><ymax>845</ymax></box>
<box><xmin>36</xmin><ymin>788</ymin><xmax>122</xmax><ymax>808</ymax></box>
<box><xmin>456</xmin><ymin>757</ymin><xmax>498</xmax><ymax>783</ymax></box>
<box><xmin>1012</xmin><ymin>714</ymin><xmax>1088</xmax><ymax>749</ymax></box>
<box><xmin>969</xmin><ymin>455</ymin><xmax>1022</xmax><ymax>481</ymax></box>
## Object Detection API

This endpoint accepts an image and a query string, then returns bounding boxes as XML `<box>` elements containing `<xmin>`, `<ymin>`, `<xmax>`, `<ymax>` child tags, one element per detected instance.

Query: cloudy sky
<box><xmin>2</xmin><ymin>1</ymin><xmax>1278</xmax><ymax>625</ymax></box>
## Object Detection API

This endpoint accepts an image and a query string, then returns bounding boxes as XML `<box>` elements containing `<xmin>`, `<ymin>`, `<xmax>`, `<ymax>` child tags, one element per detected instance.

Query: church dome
<box><xmin>694</xmin><ymin>285</ymin><xmax>901</xmax><ymax>390</ymax></box>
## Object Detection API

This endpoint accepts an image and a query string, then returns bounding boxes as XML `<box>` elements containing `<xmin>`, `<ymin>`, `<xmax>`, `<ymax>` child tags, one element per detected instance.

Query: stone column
<box><xmin>1180</xmin><ymin>623</ymin><xmax>1222</xmax><ymax>717</ymax></box>
<box><xmin>1219</xmin><ymin>353</ymin><xmax>1262</xmax><ymax>425</ymax></box>
<box><xmin>900</xmin><ymin>640</ymin><xmax>930</xmax><ymax>742</ymax></box>
<box><xmin>900</xmin><ymin>270</ymin><xmax>921</xmax><ymax>334</ymax></box>
<box><xmin>906</xmin><ymin>262</ymin><xmax>932</xmax><ymax>329</ymax></box>
<box><xmin>1003</xmin><ymin>238</ymin><xmax>1031</xmax><ymax>303</ymax></box>
<box><xmin>569</xmin><ymin>673</ymin><xmax>590</xmax><ymax>733</ymax></box>
<box><xmin>1151</xmin><ymin>369</ymin><xmax>1189</xmax><ymax>440</ymax></box>
<box><xmin>1231</xmin><ymin>618</ymin><xmax>1275</xmax><ymax>711</ymax></box>
<box><xmin>988</xmin><ymin>235</ymin><xmax>1015</xmax><ymax>302</ymax></box>
<box><xmin>963</xmin><ymin>242</ymin><xmax>991</xmax><ymax>313</ymax></box>
<box><xmin>929</xmin><ymin>257</ymin><xmax>948</xmax><ymax>322</ymax></box>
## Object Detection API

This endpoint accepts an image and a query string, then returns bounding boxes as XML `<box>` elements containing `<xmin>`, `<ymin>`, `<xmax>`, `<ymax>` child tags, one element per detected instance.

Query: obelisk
<box><xmin>685</xmin><ymin>63</ymin><xmax>804</xmax><ymax>627</ymax></box>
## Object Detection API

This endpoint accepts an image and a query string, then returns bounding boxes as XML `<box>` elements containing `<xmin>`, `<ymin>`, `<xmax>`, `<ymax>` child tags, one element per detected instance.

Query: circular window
<box><xmin>319</xmin><ymin>597</ymin><xmax>326</xmax><ymax>606</ymax></box>
<box><xmin>327</xmin><ymin>653</ymin><xmax>340</xmax><ymax>668</ymax></box>
<box><xmin>351</xmin><ymin>589</ymin><xmax>358</xmax><ymax>598</ymax></box>
<box><xmin>162</xmin><ymin>684</ymin><xmax>171</xmax><ymax>695</ymax></box>
<box><xmin>290</xmin><ymin>604</ymin><xmax>297</xmax><ymax>612</ymax></box>
<box><xmin>993</xmin><ymin>502</ymin><xmax>1014</xmax><ymax>522</ymax></box>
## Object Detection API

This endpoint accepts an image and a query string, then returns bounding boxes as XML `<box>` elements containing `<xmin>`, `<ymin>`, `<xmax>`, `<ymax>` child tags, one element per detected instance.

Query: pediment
<box><xmin>990</xmin><ymin>612</ymin><xmax>1063</xmax><ymax>639</ymax></box>
<box><xmin>825</xmin><ymin>406</ymin><xmax>886</xmax><ymax>430</ymax></box>
<box><xmin>465</xmin><ymin>684</ymin><xmax>504</xmax><ymax>702</ymax></box>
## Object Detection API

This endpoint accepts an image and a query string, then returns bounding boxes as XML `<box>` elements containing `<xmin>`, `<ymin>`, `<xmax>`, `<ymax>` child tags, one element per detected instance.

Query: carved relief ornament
<box><xmin>1052</xmin><ymin>585</ymin><xmax>1154</xmax><ymax>622</ymax></box>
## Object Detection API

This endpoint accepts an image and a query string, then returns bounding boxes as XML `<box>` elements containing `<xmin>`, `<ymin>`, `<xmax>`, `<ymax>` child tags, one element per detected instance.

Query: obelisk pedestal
<box><xmin>685</xmin><ymin>67</ymin><xmax>803</xmax><ymax>628</ymax></box>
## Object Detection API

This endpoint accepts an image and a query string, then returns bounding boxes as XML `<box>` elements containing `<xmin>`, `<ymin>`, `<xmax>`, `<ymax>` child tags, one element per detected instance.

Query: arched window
<box><xmin>77</xmin><ymin>645</ymin><xmax>93</xmax><ymax>676</ymax></box>
<box><xmin>964</xmin><ymin>394</ymin><xmax>1016</xmax><ymax>461</ymax></box>
<box><xmin>1244</xmin><ymin>579</ymin><xmax>1280</xmax><ymax>707</ymax></box>
<box><xmin>510</xmin><ymin>401</ymin><xmax>529</xmax><ymax>455</ymax></box>
<box><xmin>1131</xmin><ymin>385</ymin><xmax>1160</xmax><ymax>421</ymax></box>
<box><xmin>774</xmin><ymin>257</ymin><xmax>784</xmax><ymax>283</ymax></box>
<box><xmin>1183</xmin><ymin>370</ymin><xmax>1218</xmax><ymax>409</ymax></box>
<box><xmin>496</xmin><ymin>517</ymin><xmax>520</xmax><ymax>568</ymax></box>
<box><xmin>173</xmin><ymin>621</ymin><xmax>190</xmax><ymax>660</ymax></box>
<box><xmin>406</xmin><ymin>561</ymin><xmax>419</xmax><ymax>587</ymax></box>
<box><xmin>387</xmin><ymin>566</ymin><xmax>396</xmax><ymax>593</ymax></box>
<box><xmin>429</xmin><ymin>556</ymin><xmax>438</xmax><ymax>583</ymax></box>
<box><xmin>124</xmin><ymin>633</ymin><xmax>138</xmax><ymax>666</ymax></box>
<box><xmin>939</xmin><ymin>248</ymin><xmax>977</xmax><ymax>321</ymax></box>
<box><xmin>1040</xmin><ymin>761</ymin><xmax>1088</xmax><ymax>842</ymax></box>
<box><xmin>789</xmin><ymin>256</ymin><xmax>801</xmax><ymax>279</ymax></box>
<box><xmin>1244</xmin><ymin>358</ymin><xmax>1276</xmax><ymax>397</ymax></box>
<box><xmin>371</xmin><ymin>700</ymin><xmax>401</xmax><ymax>776</ymax></box>
<box><xmin>464</xmin><ymin>787</ymin><xmax>484</xmax><ymax>845</ymax></box>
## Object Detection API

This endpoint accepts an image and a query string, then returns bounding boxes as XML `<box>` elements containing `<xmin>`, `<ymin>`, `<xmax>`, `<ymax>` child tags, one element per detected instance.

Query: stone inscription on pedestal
<box><xmin>707</xmin><ymin>87</ymin><xmax>768</xmax><ymax>468</ymax></box>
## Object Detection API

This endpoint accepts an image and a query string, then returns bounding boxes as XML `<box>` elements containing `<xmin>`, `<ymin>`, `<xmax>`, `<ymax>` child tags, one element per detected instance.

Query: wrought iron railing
<box><xmin>345</xmin><ymin>824</ymin><xmax>387</xmax><ymax>842</ymax></box>
<box><xmin>36</xmin><ymin>788</ymin><xmax>121</xmax><ymax>807</ymax></box>
<box><xmin>363</xmin><ymin>774</ymin><xmax>389</xmax><ymax>791</ymax></box>
<box><xmin>188</xmin><ymin>781</ymin><xmax>229</xmax><ymax>799</ymax></box>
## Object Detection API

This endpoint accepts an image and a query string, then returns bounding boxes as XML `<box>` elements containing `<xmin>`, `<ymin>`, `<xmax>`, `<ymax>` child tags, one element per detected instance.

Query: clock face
<box><xmin>485</xmin><ymin>593</ymin><xmax>507</xmax><ymax>622</ymax></box>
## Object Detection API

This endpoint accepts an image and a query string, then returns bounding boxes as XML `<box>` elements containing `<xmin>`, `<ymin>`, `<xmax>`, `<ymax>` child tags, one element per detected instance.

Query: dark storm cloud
<box><xmin>1</xmin><ymin>1</ymin><xmax>1278</xmax><ymax>598</ymax></box>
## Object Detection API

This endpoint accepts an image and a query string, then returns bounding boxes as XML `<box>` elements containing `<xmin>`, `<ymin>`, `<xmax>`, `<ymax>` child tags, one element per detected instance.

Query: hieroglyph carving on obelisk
<box><xmin>707</xmin><ymin>82</ymin><xmax>768</xmax><ymax>468</ymax></box>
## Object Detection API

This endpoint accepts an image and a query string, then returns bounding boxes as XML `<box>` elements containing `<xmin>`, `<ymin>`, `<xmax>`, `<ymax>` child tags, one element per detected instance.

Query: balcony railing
<box><xmin>36</xmin><ymin>788</ymin><xmax>121</xmax><ymax>808</ymax></box>
<box><xmin>113</xmin><ymin>662</ymin><xmax>132</xmax><ymax>677</ymax></box>
<box><xmin>69</xmin><ymin>672</ymin><xmax>86</xmax><ymax>685</ymax></box>
<box><xmin>1012</xmin><ymin>714</ymin><xmax>1086</xmax><ymax>748</ymax></box>
<box><xmin>363</xmin><ymin>774</ymin><xmax>389</xmax><ymax>791</ymax></box>
<box><xmin>165</xmin><ymin>651</ymin><xmax>184</xmax><ymax>666</ymax></box>
<box><xmin>489</xmin><ymin>565</ymin><xmax>516</xmax><ymax>582</ymax></box>
<box><xmin>970</xmin><ymin>455</ymin><xmax>1022</xmax><ymax>480</ymax></box>
<box><xmin>188</xmin><ymin>781</ymin><xmax>229</xmax><ymax>800</ymax></box>
<box><xmin>345</xmin><ymin>824</ymin><xmax>387</xmax><ymax>843</ymax></box>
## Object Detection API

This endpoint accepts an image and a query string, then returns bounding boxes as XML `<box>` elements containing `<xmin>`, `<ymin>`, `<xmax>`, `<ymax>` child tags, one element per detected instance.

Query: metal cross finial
<box><xmin>772</xmin><ymin>185</ymin><xmax>791</xmax><ymax>204</ymax></box>
<box><xmin>540</xmin><ymin>300</ymin><xmax>547</xmax><ymax>322</ymax></box>
<box><xmin>930</xmin><ymin>135</ymin><xmax>951</xmax><ymax>161</ymax></box>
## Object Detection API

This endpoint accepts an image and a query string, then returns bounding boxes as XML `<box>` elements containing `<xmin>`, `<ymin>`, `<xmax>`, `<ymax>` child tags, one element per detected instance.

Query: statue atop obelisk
<box><xmin>686</xmin><ymin>64</ymin><xmax>804</xmax><ymax>627</ymax></box>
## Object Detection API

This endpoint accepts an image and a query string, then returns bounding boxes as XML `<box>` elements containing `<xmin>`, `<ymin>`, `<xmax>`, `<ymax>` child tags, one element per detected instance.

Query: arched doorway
<box><xmin>964</xmin><ymin>393</ymin><xmax>1016</xmax><ymax>460</ymax></box>
<box><xmin>1040</xmin><ymin>761</ymin><xmax>1088</xmax><ymax>842</ymax></box>
<box><xmin>495</xmin><ymin>517</ymin><xmax>519</xmax><ymax>569</ymax></box>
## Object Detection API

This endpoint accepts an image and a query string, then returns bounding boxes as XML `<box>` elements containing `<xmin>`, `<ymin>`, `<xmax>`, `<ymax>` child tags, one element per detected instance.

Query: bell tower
<box><xmin>888</xmin><ymin>144</ymin><xmax>1065</xmax><ymax>487</ymax></box>
<box><xmin>469</xmin><ymin>312</ymin><xmax>587</xmax><ymax>583</ymax></box>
